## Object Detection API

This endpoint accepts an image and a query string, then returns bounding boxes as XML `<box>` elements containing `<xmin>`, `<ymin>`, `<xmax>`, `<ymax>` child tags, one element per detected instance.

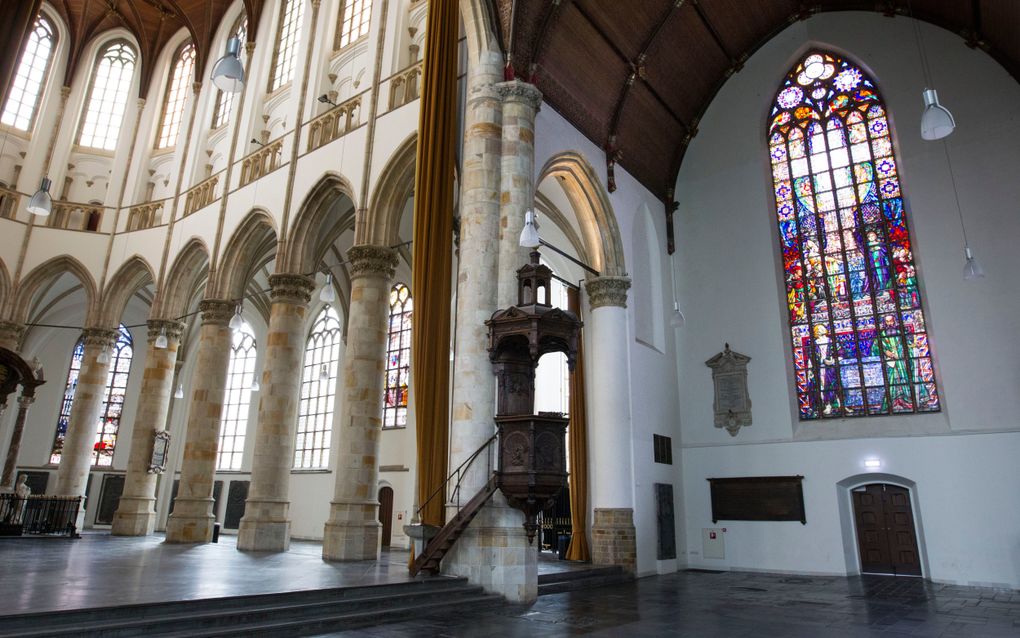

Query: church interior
<box><xmin>0</xmin><ymin>0</ymin><xmax>1018</xmax><ymax>635</ymax></box>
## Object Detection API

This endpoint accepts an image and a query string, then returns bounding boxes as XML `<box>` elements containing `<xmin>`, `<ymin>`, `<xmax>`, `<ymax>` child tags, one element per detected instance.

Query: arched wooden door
<box><xmin>852</xmin><ymin>484</ymin><xmax>921</xmax><ymax>576</ymax></box>
<box><xmin>378</xmin><ymin>486</ymin><xmax>394</xmax><ymax>548</ymax></box>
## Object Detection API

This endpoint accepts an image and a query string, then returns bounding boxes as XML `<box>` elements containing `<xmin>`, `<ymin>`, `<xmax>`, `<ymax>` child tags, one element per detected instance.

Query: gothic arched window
<box><xmin>295</xmin><ymin>306</ymin><xmax>342</xmax><ymax>468</ymax></box>
<box><xmin>383</xmin><ymin>283</ymin><xmax>411</xmax><ymax>429</ymax></box>
<box><xmin>155</xmin><ymin>42</ymin><xmax>196</xmax><ymax>149</ymax></box>
<box><xmin>269</xmin><ymin>0</ymin><xmax>304</xmax><ymax>92</ymax></box>
<box><xmin>335</xmin><ymin>0</ymin><xmax>372</xmax><ymax>50</ymax></box>
<box><xmin>768</xmin><ymin>51</ymin><xmax>939</xmax><ymax>420</ymax></box>
<box><xmin>211</xmin><ymin>17</ymin><xmax>248</xmax><ymax>129</ymax></box>
<box><xmin>1</xmin><ymin>15</ymin><xmax>56</xmax><ymax>131</ymax></box>
<box><xmin>50</xmin><ymin>324</ymin><xmax>134</xmax><ymax>467</ymax></box>
<box><xmin>77</xmin><ymin>41</ymin><xmax>136</xmax><ymax>150</ymax></box>
<box><xmin>218</xmin><ymin>323</ymin><xmax>257</xmax><ymax>470</ymax></box>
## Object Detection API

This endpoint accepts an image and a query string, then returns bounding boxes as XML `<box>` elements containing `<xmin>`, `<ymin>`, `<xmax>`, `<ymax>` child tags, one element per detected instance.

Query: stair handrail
<box><xmin>415</xmin><ymin>433</ymin><xmax>497</xmax><ymax>521</ymax></box>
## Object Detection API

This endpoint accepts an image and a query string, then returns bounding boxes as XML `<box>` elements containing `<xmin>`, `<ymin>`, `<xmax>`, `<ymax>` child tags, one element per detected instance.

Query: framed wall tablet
<box><xmin>708</xmin><ymin>476</ymin><xmax>806</xmax><ymax>524</ymax></box>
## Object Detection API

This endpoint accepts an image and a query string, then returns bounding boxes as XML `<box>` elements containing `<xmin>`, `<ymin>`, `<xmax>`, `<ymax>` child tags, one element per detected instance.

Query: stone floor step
<box><xmin>537</xmin><ymin>565</ymin><xmax>626</xmax><ymax>584</ymax></box>
<box><xmin>538</xmin><ymin>567</ymin><xmax>632</xmax><ymax>596</ymax></box>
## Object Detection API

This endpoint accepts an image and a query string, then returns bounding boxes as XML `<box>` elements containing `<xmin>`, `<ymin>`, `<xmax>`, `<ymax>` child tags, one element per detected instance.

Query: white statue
<box><xmin>15</xmin><ymin>474</ymin><xmax>30</xmax><ymax>499</ymax></box>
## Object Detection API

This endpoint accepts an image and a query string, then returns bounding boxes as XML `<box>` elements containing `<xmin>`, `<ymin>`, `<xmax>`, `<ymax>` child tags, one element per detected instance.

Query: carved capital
<box><xmin>82</xmin><ymin>327</ymin><xmax>120</xmax><ymax>349</ymax></box>
<box><xmin>0</xmin><ymin>321</ymin><xmax>26</xmax><ymax>350</ymax></box>
<box><xmin>346</xmin><ymin>245</ymin><xmax>398</xmax><ymax>280</ymax></box>
<box><xmin>584</xmin><ymin>276</ymin><xmax>631</xmax><ymax>309</ymax></box>
<box><xmin>198</xmin><ymin>299</ymin><xmax>235</xmax><ymax>326</ymax></box>
<box><xmin>496</xmin><ymin>80</ymin><xmax>543</xmax><ymax>111</ymax></box>
<box><xmin>268</xmin><ymin>273</ymin><xmax>316</xmax><ymax>306</ymax></box>
<box><xmin>146</xmin><ymin>319</ymin><xmax>186</xmax><ymax>345</ymax></box>
<box><xmin>16</xmin><ymin>395</ymin><xmax>34</xmax><ymax>408</ymax></box>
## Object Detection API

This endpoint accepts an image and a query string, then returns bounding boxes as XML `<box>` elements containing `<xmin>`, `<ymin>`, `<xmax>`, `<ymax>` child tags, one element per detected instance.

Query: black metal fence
<box><xmin>0</xmin><ymin>494</ymin><xmax>82</xmax><ymax>537</ymax></box>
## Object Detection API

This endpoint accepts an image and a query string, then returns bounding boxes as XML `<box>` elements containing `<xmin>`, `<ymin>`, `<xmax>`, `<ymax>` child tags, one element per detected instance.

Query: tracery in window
<box><xmin>383</xmin><ymin>283</ymin><xmax>411</xmax><ymax>429</ymax></box>
<box><xmin>1</xmin><ymin>16</ymin><xmax>55</xmax><ymax>131</ymax></box>
<box><xmin>335</xmin><ymin>0</ymin><xmax>372</xmax><ymax>50</ymax></box>
<box><xmin>156</xmin><ymin>43</ymin><xmax>196</xmax><ymax>149</ymax></box>
<box><xmin>295</xmin><ymin>306</ymin><xmax>342</xmax><ymax>468</ymax></box>
<box><xmin>78</xmin><ymin>41</ymin><xmax>136</xmax><ymax>151</ymax></box>
<box><xmin>218</xmin><ymin>323</ymin><xmax>257</xmax><ymax>470</ymax></box>
<box><xmin>768</xmin><ymin>51</ymin><xmax>939</xmax><ymax>420</ymax></box>
<box><xmin>212</xmin><ymin>17</ymin><xmax>248</xmax><ymax>129</ymax></box>
<box><xmin>269</xmin><ymin>0</ymin><xmax>304</xmax><ymax>92</ymax></box>
<box><xmin>51</xmin><ymin>324</ymin><xmax>133</xmax><ymax>467</ymax></box>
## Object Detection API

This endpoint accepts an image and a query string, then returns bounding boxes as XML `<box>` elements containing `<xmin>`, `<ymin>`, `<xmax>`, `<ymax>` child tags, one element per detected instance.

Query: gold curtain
<box><xmin>565</xmin><ymin>287</ymin><xmax>591</xmax><ymax>561</ymax></box>
<box><xmin>411</xmin><ymin>0</ymin><xmax>458</xmax><ymax>528</ymax></box>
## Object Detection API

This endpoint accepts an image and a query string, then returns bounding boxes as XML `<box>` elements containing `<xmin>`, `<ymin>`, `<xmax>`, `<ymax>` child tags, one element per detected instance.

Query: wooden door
<box><xmin>852</xmin><ymin>484</ymin><xmax>921</xmax><ymax>576</ymax></box>
<box><xmin>378</xmin><ymin>486</ymin><xmax>394</xmax><ymax>548</ymax></box>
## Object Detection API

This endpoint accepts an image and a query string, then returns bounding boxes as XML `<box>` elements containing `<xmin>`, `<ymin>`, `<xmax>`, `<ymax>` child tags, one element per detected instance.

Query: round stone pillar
<box><xmin>496</xmin><ymin>80</ymin><xmax>542</xmax><ymax>307</ymax></box>
<box><xmin>165</xmin><ymin>300</ymin><xmax>234</xmax><ymax>543</ymax></box>
<box><xmin>322</xmin><ymin>245</ymin><xmax>397</xmax><ymax>561</ymax></box>
<box><xmin>238</xmin><ymin>274</ymin><xmax>315</xmax><ymax>552</ymax></box>
<box><xmin>54</xmin><ymin>328</ymin><xmax>119</xmax><ymax>497</ymax></box>
<box><xmin>0</xmin><ymin>321</ymin><xmax>25</xmax><ymax>352</ymax></box>
<box><xmin>111</xmin><ymin>319</ymin><xmax>184</xmax><ymax>536</ymax></box>
<box><xmin>583</xmin><ymin>276</ymin><xmax>636</xmax><ymax>572</ymax></box>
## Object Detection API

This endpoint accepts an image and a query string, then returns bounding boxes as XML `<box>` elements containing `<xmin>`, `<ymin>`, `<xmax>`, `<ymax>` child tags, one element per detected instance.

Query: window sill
<box><xmin>382</xmin><ymin>426</ymin><xmax>407</xmax><ymax>431</ymax></box>
<box><xmin>291</xmin><ymin>468</ymin><xmax>330</xmax><ymax>474</ymax></box>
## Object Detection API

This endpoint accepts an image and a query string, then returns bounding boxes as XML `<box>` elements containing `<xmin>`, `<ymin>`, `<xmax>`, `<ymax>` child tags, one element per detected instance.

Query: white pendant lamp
<box><xmin>27</xmin><ymin>177</ymin><xmax>53</xmax><ymax>216</ymax></box>
<box><xmin>319</xmin><ymin>273</ymin><xmax>336</xmax><ymax>304</ymax></box>
<box><xmin>963</xmin><ymin>247</ymin><xmax>985</xmax><ymax>281</ymax></box>
<box><xmin>318</xmin><ymin>364</ymin><xmax>330</xmax><ymax>382</ymax></box>
<box><xmin>154</xmin><ymin>327</ymin><xmax>168</xmax><ymax>349</ymax></box>
<box><xmin>250</xmin><ymin>377</ymin><xmax>261</xmax><ymax>392</ymax></box>
<box><xmin>174</xmin><ymin>384</ymin><xmax>184</xmax><ymax>399</ymax></box>
<box><xmin>211</xmin><ymin>37</ymin><xmax>245</xmax><ymax>93</ymax></box>
<box><xmin>96</xmin><ymin>347</ymin><xmax>110</xmax><ymax>365</ymax></box>
<box><xmin>519</xmin><ymin>210</ymin><xmax>540</xmax><ymax>248</ymax></box>
<box><xmin>921</xmin><ymin>89</ymin><xmax>955</xmax><ymax>141</ymax></box>
<box><xmin>229</xmin><ymin>304</ymin><xmax>245</xmax><ymax>332</ymax></box>
<box><xmin>670</xmin><ymin>302</ymin><xmax>686</xmax><ymax>328</ymax></box>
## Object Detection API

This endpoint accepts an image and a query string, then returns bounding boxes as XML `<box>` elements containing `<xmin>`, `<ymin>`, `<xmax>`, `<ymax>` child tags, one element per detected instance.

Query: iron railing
<box><xmin>0</xmin><ymin>494</ymin><xmax>82</xmax><ymax>537</ymax></box>
<box><xmin>416</xmin><ymin>433</ymin><xmax>497</xmax><ymax>521</ymax></box>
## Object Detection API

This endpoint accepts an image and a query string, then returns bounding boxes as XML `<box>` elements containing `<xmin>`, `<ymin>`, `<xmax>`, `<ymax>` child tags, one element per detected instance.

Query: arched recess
<box><xmin>9</xmin><ymin>256</ymin><xmax>100</xmax><ymax>325</ymax></box>
<box><xmin>283</xmin><ymin>172</ymin><xmax>358</xmax><ymax>274</ymax></box>
<box><xmin>631</xmin><ymin>202</ymin><xmax>665</xmax><ymax>351</ymax></box>
<box><xmin>157</xmin><ymin>238</ymin><xmax>211</xmax><ymax>320</ymax></box>
<box><xmin>537</xmin><ymin>152</ymin><xmax>627</xmax><ymax>277</ymax></box>
<box><xmin>213</xmin><ymin>208</ymin><xmax>278</xmax><ymax>301</ymax></box>
<box><xmin>362</xmin><ymin>134</ymin><xmax>417</xmax><ymax>248</ymax></box>
<box><xmin>98</xmin><ymin>256</ymin><xmax>155</xmax><ymax>328</ymax></box>
<box><xmin>459</xmin><ymin>0</ymin><xmax>499</xmax><ymax>66</ymax></box>
<box><xmin>0</xmin><ymin>257</ymin><xmax>11</xmax><ymax>312</ymax></box>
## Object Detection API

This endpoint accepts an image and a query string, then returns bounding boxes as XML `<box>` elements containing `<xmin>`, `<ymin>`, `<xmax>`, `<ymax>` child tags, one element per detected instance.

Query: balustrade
<box><xmin>388</xmin><ymin>64</ymin><xmax>422</xmax><ymax>112</ymax></box>
<box><xmin>0</xmin><ymin>186</ymin><xmax>18</xmax><ymax>219</ymax></box>
<box><xmin>183</xmin><ymin>175</ymin><xmax>220</xmax><ymax>216</ymax></box>
<box><xmin>239</xmin><ymin>139</ymin><xmax>284</xmax><ymax>187</ymax></box>
<box><xmin>47</xmin><ymin>202</ymin><xmax>104</xmax><ymax>232</ymax></box>
<box><xmin>126</xmin><ymin>202</ymin><xmax>164</xmax><ymax>230</ymax></box>
<box><xmin>307</xmin><ymin>95</ymin><xmax>362</xmax><ymax>152</ymax></box>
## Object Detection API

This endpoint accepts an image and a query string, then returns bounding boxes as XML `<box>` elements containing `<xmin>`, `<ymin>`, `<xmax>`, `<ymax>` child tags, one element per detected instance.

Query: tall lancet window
<box><xmin>218</xmin><ymin>323</ymin><xmax>257</xmax><ymax>470</ymax></box>
<box><xmin>383</xmin><ymin>283</ymin><xmax>411</xmax><ymax>429</ymax></box>
<box><xmin>211</xmin><ymin>17</ymin><xmax>248</xmax><ymax>129</ymax></box>
<box><xmin>768</xmin><ymin>51</ymin><xmax>939</xmax><ymax>420</ymax></box>
<box><xmin>269</xmin><ymin>0</ymin><xmax>304</xmax><ymax>92</ymax></box>
<box><xmin>295</xmin><ymin>306</ymin><xmax>342</xmax><ymax>468</ymax></box>
<box><xmin>155</xmin><ymin>42</ymin><xmax>196</xmax><ymax>149</ymax></box>
<box><xmin>1</xmin><ymin>15</ymin><xmax>56</xmax><ymax>131</ymax></box>
<box><xmin>335</xmin><ymin>0</ymin><xmax>372</xmax><ymax>50</ymax></box>
<box><xmin>77</xmin><ymin>41</ymin><xmax>136</xmax><ymax>150</ymax></box>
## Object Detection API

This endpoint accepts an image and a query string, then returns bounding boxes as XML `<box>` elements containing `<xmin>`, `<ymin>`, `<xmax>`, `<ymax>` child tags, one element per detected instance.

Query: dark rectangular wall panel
<box><xmin>708</xmin><ymin>476</ymin><xmax>806</xmax><ymax>524</ymax></box>
<box><xmin>22</xmin><ymin>471</ymin><xmax>49</xmax><ymax>495</ymax></box>
<box><xmin>95</xmin><ymin>475</ymin><xmax>125</xmax><ymax>525</ymax></box>
<box><xmin>223</xmin><ymin>481</ymin><xmax>249</xmax><ymax>529</ymax></box>
<box><xmin>655</xmin><ymin>483</ymin><xmax>677</xmax><ymax>560</ymax></box>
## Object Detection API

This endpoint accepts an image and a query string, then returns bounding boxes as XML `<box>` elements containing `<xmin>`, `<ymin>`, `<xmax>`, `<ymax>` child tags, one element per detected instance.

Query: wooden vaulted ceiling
<box><xmin>48</xmin><ymin>0</ymin><xmax>265</xmax><ymax>99</ymax></box>
<box><xmin>498</xmin><ymin>0</ymin><xmax>1020</xmax><ymax>201</ymax></box>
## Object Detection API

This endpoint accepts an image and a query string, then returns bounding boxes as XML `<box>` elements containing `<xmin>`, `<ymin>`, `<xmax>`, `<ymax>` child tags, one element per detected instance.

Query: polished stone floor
<box><xmin>323</xmin><ymin>571</ymin><xmax>1020</xmax><ymax>638</ymax></box>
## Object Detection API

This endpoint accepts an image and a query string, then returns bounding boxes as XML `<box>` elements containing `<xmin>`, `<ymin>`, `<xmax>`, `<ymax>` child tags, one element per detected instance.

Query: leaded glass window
<box><xmin>77</xmin><ymin>41</ymin><xmax>136</xmax><ymax>151</ymax></box>
<box><xmin>155</xmin><ymin>43</ymin><xmax>196</xmax><ymax>149</ymax></box>
<box><xmin>50</xmin><ymin>324</ymin><xmax>133</xmax><ymax>466</ymax></box>
<box><xmin>212</xmin><ymin>17</ymin><xmax>248</xmax><ymax>129</ymax></box>
<box><xmin>218</xmin><ymin>323</ymin><xmax>256</xmax><ymax>470</ymax></box>
<box><xmin>768</xmin><ymin>51</ymin><xmax>939</xmax><ymax>420</ymax></box>
<box><xmin>269</xmin><ymin>0</ymin><xmax>304</xmax><ymax>92</ymax></box>
<box><xmin>383</xmin><ymin>283</ymin><xmax>411</xmax><ymax>429</ymax></box>
<box><xmin>295</xmin><ymin>306</ymin><xmax>341</xmax><ymax>468</ymax></box>
<box><xmin>1</xmin><ymin>15</ymin><xmax>55</xmax><ymax>131</ymax></box>
<box><xmin>335</xmin><ymin>0</ymin><xmax>372</xmax><ymax>50</ymax></box>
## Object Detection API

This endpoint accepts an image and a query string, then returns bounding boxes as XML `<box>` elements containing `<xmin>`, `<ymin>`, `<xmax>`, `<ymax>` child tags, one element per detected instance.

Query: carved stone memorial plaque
<box><xmin>705</xmin><ymin>344</ymin><xmax>752</xmax><ymax>436</ymax></box>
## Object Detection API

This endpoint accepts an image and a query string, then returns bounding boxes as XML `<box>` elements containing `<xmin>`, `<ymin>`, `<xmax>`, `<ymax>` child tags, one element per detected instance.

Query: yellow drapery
<box><xmin>411</xmin><ymin>0</ymin><xmax>458</xmax><ymax>528</ymax></box>
<box><xmin>565</xmin><ymin>287</ymin><xmax>591</xmax><ymax>561</ymax></box>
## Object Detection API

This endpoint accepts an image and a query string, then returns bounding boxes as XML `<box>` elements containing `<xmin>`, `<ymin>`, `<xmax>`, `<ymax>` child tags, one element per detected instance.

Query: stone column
<box><xmin>238</xmin><ymin>274</ymin><xmax>315</xmax><ymax>552</ymax></box>
<box><xmin>165</xmin><ymin>300</ymin><xmax>234</xmax><ymax>543</ymax></box>
<box><xmin>584</xmin><ymin>276</ymin><xmax>636</xmax><ymax>572</ymax></box>
<box><xmin>111</xmin><ymin>319</ymin><xmax>184</xmax><ymax>536</ymax></box>
<box><xmin>496</xmin><ymin>80</ymin><xmax>542</xmax><ymax>307</ymax></box>
<box><xmin>54</xmin><ymin>328</ymin><xmax>119</xmax><ymax>497</ymax></box>
<box><xmin>322</xmin><ymin>245</ymin><xmax>397</xmax><ymax>561</ymax></box>
<box><xmin>0</xmin><ymin>321</ymin><xmax>25</xmax><ymax>351</ymax></box>
<box><xmin>0</xmin><ymin>393</ymin><xmax>35</xmax><ymax>491</ymax></box>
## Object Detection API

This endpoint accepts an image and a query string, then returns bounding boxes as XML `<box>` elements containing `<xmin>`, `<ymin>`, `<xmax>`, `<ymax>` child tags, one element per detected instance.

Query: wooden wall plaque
<box><xmin>707</xmin><ymin>476</ymin><xmax>805</xmax><ymax>524</ymax></box>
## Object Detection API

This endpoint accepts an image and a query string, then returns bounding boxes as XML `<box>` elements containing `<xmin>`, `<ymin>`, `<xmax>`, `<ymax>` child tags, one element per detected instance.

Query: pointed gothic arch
<box><xmin>213</xmin><ymin>209</ymin><xmax>278</xmax><ymax>300</ymax></box>
<box><xmin>98</xmin><ymin>256</ymin><xmax>156</xmax><ymax>327</ymax></box>
<box><xmin>283</xmin><ymin>172</ymin><xmax>357</xmax><ymax>274</ymax></box>
<box><xmin>10</xmin><ymin>256</ymin><xmax>99</xmax><ymax>325</ymax></box>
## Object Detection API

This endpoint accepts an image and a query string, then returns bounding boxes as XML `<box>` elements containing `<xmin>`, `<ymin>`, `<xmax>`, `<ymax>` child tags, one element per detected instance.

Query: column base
<box><xmin>591</xmin><ymin>508</ymin><xmax>636</xmax><ymax>573</ymax></box>
<box><xmin>322</xmin><ymin>501</ymin><xmax>380</xmax><ymax>561</ymax></box>
<box><xmin>164</xmin><ymin>497</ymin><xmax>215</xmax><ymax>543</ymax></box>
<box><xmin>442</xmin><ymin>493</ymin><xmax>537</xmax><ymax>603</ymax></box>
<box><xmin>237</xmin><ymin>499</ymin><xmax>291</xmax><ymax>552</ymax></box>
<box><xmin>110</xmin><ymin>496</ymin><xmax>156</xmax><ymax>536</ymax></box>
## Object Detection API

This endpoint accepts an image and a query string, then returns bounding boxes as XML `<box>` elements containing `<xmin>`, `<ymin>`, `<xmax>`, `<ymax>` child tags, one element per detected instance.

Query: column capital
<box><xmin>496</xmin><ymin>79</ymin><xmax>543</xmax><ymax>111</ymax></box>
<box><xmin>584</xmin><ymin>276</ymin><xmax>631</xmax><ymax>309</ymax></box>
<box><xmin>0</xmin><ymin>321</ymin><xmax>26</xmax><ymax>350</ymax></box>
<box><xmin>346</xmin><ymin>245</ymin><xmax>398</xmax><ymax>280</ymax></box>
<box><xmin>268</xmin><ymin>273</ymin><xmax>316</xmax><ymax>306</ymax></box>
<box><xmin>17</xmin><ymin>394</ymin><xmax>34</xmax><ymax>408</ymax></box>
<box><xmin>146</xmin><ymin>319</ymin><xmax>186</xmax><ymax>345</ymax></box>
<box><xmin>198</xmin><ymin>299</ymin><xmax>235</xmax><ymax>326</ymax></box>
<box><xmin>82</xmin><ymin>327</ymin><xmax>120</xmax><ymax>349</ymax></box>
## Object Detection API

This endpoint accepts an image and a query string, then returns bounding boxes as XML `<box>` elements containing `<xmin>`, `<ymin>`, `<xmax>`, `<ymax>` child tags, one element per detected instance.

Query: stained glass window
<box><xmin>269</xmin><ymin>0</ymin><xmax>304</xmax><ymax>92</ymax></box>
<box><xmin>51</xmin><ymin>325</ymin><xmax>133</xmax><ymax>466</ymax></box>
<box><xmin>77</xmin><ymin>41</ymin><xmax>136</xmax><ymax>150</ymax></box>
<box><xmin>212</xmin><ymin>17</ymin><xmax>248</xmax><ymax>129</ymax></box>
<box><xmin>295</xmin><ymin>306</ymin><xmax>341</xmax><ymax>468</ymax></box>
<box><xmin>383</xmin><ymin>283</ymin><xmax>411</xmax><ymax>429</ymax></box>
<box><xmin>218</xmin><ymin>323</ymin><xmax>256</xmax><ymax>470</ymax></box>
<box><xmin>335</xmin><ymin>0</ymin><xmax>372</xmax><ymax>50</ymax></box>
<box><xmin>155</xmin><ymin>43</ymin><xmax>195</xmax><ymax>149</ymax></box>
<box><xmin>768</xmin><ymin>51</ymin><xmax>939</xmax><ymax>420</ymax></box>
<box><xmin>1</xmin><ymin>16</ymin><xmax>55</xmax><ymax>131</ymax></box>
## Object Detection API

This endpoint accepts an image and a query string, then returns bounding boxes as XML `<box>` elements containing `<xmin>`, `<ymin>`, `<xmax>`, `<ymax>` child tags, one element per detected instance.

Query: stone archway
<box><xmin>9</xmin><ymin>255</ymin><xmax>100</xmax><ymax>326</ymax></box>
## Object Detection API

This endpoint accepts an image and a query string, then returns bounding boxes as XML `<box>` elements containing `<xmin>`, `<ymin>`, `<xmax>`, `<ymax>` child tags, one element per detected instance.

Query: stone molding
<box><xmin>346</xmin><ymin>245</ymin><xmax>398</xmax><ymax>280</ymax></box>
<box><xmin>146</xmin><ymin>319</ymin><xmax>186</xmax><ymax>345</ymax></box>
<box><xmin>198</xmin><ymin>299</ymin><xmax>235</xmax><ymax>326</ymax></box>
<box><xmin>584</xmin><ymin>276</ymin><xmax>631</xmax><ymax>309</ymax></box>
<box><xmin>268</xmin><ymin>273</ymin><xmax>316</xmax><ymax>306</ymax></box>
<box><xmin>0</xmin><ymin>321</ymin><xmax>26</xmax><ymax>350</ymax></box>
<box><xmin>496</xmin><ymin>80</ymin><xmax>543</xmax><ymax>111</ymax></box>
<box><xmin>82</xmin><ymin>327</ymin><xmax>120</xmax><ymax>349</ymax></box>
